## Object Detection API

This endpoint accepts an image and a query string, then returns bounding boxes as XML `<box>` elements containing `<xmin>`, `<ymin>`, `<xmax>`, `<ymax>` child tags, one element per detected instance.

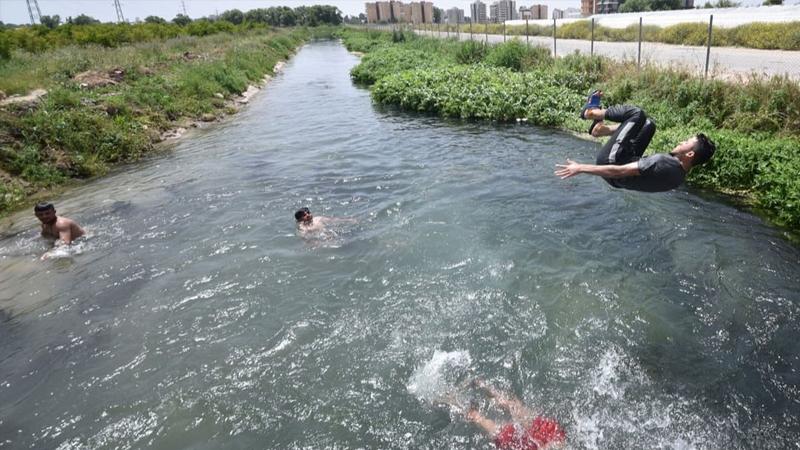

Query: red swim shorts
<box><xmin>494</xmin><ymin>416</ymin><xmax>566</xmax><ymax>450</ymax></box>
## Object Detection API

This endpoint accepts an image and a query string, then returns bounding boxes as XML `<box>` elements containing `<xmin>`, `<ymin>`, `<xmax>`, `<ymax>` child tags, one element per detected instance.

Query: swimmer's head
<box><xmin>691</xmin><ymin>133</ymin><xmax>716</xmax><ymax>167</ymax></box>
<box><xmin>671</xmin><ymin>134</ymin><xmax>716</xmax><ymax>167</ymax></box>
<box><xmin>34</xmin><ymin>202</ymin><xmax>57</xmax><ymax>224</ymax></box>
<box><xmin>34</xmin><ymin>202</ymin><xmax>54</xmax><ymax>213</ymax></box>
<box><xmin>295</xmin><ymin>207</ymin><xmax>312</xmax><ymax>224</ymax></box>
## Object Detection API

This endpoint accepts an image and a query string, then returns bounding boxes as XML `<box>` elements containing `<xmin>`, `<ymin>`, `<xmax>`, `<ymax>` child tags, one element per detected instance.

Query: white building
<box><xmin>490</xmin><ymin>0</ymin><xmax>517</xmax><ymax>22</ymax></box>
<box><xmin>470</xmin><ymin>0</ymin><xmax>487</xmax><ymax>23</ymax></box>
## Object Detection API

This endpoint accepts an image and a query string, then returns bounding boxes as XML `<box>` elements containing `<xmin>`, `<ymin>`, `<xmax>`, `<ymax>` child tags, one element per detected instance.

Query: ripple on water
<box><xmin>1</xmin><ymin>41</ymin><xmax>799</xmax><ymax>450</ymax></box>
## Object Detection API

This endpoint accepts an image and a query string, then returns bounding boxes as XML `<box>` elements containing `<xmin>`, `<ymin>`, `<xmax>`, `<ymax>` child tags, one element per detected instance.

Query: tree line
<box><xmin>0</xmin><ymin>5</ymin><xmax>342</xmax><ymax>29</ymax></box>
<box><xmin>0</xmin><ymin>5</ymin><xmax>342</xmax><ymax>57</ymax></box>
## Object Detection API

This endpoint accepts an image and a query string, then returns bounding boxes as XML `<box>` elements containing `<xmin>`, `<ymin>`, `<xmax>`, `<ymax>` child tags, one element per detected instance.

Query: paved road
<box><xmin>414</xmin><ymin>29</ymin><xmax>800</xmax><ymax>80</ymax></box>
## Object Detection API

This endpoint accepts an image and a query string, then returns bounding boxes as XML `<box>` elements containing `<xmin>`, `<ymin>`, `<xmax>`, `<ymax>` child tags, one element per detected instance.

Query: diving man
<box><xmin>555</xmin><ymin>90</ymin><xmax>716</xmax><ymax>192</ymax></box>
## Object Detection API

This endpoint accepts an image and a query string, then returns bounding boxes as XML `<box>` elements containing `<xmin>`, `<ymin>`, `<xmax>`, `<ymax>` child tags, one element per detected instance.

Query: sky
<box><xmin>0</xmin><ymin>0</ymin><xmax>773</xmax><ymax>24</ymax></box>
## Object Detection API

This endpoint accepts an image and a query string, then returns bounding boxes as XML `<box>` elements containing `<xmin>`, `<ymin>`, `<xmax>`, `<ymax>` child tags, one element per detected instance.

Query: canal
<box><xmin>0</xmin><ymin>41</ymin><xmax>798</xmax><ymax>449</ymax></box>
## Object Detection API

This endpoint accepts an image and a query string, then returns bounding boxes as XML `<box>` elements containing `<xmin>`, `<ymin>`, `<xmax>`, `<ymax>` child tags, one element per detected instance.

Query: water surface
<box><xmin>1</xmin><ymin>41</ymin><xmax>798</xmax><ymax>449</ymax></box>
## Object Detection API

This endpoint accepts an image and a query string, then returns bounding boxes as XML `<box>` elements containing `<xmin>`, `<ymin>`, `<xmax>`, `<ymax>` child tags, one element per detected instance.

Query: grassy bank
<box><xmin>0</xmin><ymin>27</ymin><xmax>336</xmax><ymax>214</ymax></box>
<box><xmin>343</xmin><ymin>29</ymin><xmax>800</xmax><ymax>230</ymax></box>
<box><xmin>416</xmin><ymin>20</ymin><xmax>800</xmax><ymax>51</ymax></box>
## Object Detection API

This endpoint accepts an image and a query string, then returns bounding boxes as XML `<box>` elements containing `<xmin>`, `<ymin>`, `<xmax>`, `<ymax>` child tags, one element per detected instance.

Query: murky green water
<box><xmin>1</xmin><ymin>41</ymin><xmax>798</xmax><ymax>449</ymax></box>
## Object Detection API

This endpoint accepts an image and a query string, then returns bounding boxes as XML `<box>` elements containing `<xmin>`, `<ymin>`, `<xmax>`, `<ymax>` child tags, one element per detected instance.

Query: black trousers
<box><xmin>595</xmin><ymin>105</ymin><xmax>656</xmax><ymax>166</ymax></box>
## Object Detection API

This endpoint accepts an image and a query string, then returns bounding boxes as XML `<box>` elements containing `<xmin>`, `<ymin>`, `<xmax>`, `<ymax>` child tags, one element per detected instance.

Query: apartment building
<box><xmin>446</xmin><ymin>7</ymin><xmax>465</xmax><ymax>23</ymax></box>
<box><xmin>471</xmin><ymin>0</ymin><xmax>488</xmax><ymax>23</ymax></box>
<box><xmin>365</xmin><ymin>1</ymin><xmax>433</xmax><ymax>23</ymax></box>
<box><xmin>489</xmin><ymin>0</ymin><xmax>517</xmax><ymax>22</ymax></box>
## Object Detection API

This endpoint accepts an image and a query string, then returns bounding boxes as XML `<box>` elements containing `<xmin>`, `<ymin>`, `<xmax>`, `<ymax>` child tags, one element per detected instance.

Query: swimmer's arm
<box><xmin>555</xmin><ymin>159</ymin><xmax>639</xmax><ymax>179</ymax></box>
<box><xmin>58</xmin><ymin>227</ymin><xmax>73</xmax><ymax>245</ymax></box>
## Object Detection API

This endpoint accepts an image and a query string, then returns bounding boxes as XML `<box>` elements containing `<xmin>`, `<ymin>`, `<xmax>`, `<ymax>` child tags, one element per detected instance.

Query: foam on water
<box><xmin>407</xmin><ymin>350</ymin><xmax>472</xmax><ymax>405</ymax></box>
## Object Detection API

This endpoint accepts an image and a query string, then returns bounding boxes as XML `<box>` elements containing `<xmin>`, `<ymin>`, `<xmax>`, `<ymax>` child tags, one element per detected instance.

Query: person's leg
<box><xmin>473</xmin><ymin>380</ymin><xmax>536</xmax><ymax>424</ymax></box>
<box><xmin>466</xmin><ymin>408</ymin><xmax>499</xmax><ymax>436</ymax></box>
<box><xmin>630</xmin><ymin>118</ymin><xmax>656</xmax><ymax>159</ymax></box>
<box><xmin>593</xmin><ymin>105</ymin><xmax>648</xmax><ymax>166</ymax></box>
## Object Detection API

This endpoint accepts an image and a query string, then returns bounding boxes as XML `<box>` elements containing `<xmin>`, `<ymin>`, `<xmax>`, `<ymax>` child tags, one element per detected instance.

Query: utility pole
<box><xmin>113</xmin><ymin>0</ymin><xmax>126</xmax><ymax>23</ymax></box>
<box><xmin>181</xmin><ymin>0</ymin><xmax>188</xmax><ymax>16</ymax></box>
<box><xmin>26</xmin><ymin>0</ymin><xmax>42</xmax><ymax>25</ymax></box>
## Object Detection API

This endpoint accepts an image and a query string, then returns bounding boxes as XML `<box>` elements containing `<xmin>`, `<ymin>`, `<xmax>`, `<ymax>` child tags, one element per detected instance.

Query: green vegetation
<box><xmin>342</xmin><ymin>29</ymin><xmax>800</xmax><ymax>230</ymax></box>
<box><xmin>420</xmin><ymin>20</ymin><xmax>800</xmax><ymax>51</ymax></box>
<box><xmin>0</xmin><ymin>26</ymin><xmax>326</xmax><ymax>213</ymax></box>
<box><xmin>0</xmin><ymin>5</ymin><xmax>341</xmax><ymax>55</ymax></box>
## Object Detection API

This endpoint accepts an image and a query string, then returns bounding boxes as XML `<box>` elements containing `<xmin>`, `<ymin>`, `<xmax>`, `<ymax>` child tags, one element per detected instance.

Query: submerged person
<box><xmin>443</xmin><ymin>379</ymin><xmax>566</xmax><ymax>450</ymax></box>
<box><xmin>555</xmin><ymin>90</ymin><xmax>716</xmax><ymax>192</ymax></box>
<box><xmin>34</xmin><ymin>202</ymin><xmax>85</xmax><ymax>245</ymax></box>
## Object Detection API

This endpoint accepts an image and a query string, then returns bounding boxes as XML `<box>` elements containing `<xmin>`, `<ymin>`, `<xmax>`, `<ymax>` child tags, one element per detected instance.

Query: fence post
<box><xmin>526</xmin><ymin>18</ymin><xmax>529</xmax><ymax>46</ymax></box>
<box><xmin>485</xmin><ymin>22</ymin><xmax>488</xmax><ymax>44</ymax></box>
<box><xmin>457</xmin><ymin>20</ymin><xmax>460</xmax><ymax>40</ymax></box>
<box><xmin>447</xmin><ymin>22</ymin><xmax>449</xmax><ymax>38</ymax></box>
<box><xmin>705</xmin><ymin>14</ymin><xmax>713</xmax><ymax>79</ymax></box>
<box><xmin>470</xmin><ymin>19</ymin><xmax>473</xmax><ymax>41</ymax></box>
<box><xmin>503</xmin><ymin>21</ymin><xmax>506</xmax><ymax>42</ymax></box>
<box><xmin>637</xmin><ymin>16</ymin><xmax>642</xmax><ymax>70</ymax></box>
<box><xmin>591</xmin><ymin>17</ymin><xmax>595</xmax><ymax>56</ymax></box>
<box><xmin>553</xmin><ymin>18</ymin><xmax>557</xmax><ymax>57</ymax></box>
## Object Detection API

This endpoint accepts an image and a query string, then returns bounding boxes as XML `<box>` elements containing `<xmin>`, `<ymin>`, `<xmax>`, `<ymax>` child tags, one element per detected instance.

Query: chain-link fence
<box><xmin>360</xmin><ymin>16</ymin><xmax>799</xmax><ymax>81</ymax></box>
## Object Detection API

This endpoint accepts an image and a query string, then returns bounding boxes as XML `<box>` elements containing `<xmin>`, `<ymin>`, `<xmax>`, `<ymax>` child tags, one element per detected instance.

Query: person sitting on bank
<box><xmin>555</xmin><ymin>90</ymin><xmax>716</xmax><ymax>192</ymax></box>
<box><xmin>34</xmin><ymin>202</ymin><xmax>85</xmax><ymax>245</ymax></box>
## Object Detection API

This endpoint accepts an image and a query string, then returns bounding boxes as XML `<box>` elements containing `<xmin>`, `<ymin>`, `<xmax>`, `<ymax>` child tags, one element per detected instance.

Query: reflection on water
<box><xmin>0</xmin><ymin>41</ymin><xmax>799</xmax><ymax>449</ymax></box>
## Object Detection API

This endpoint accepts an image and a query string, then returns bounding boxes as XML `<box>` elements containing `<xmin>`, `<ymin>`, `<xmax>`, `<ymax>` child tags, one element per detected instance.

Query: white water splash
<box><xmin>407</xmin><ymin>350</ymin><xmax>472</xmax><ymax>404</ymax></box>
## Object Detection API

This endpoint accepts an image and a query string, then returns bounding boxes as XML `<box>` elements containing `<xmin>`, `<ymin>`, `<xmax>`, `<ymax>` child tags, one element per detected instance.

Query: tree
<box><xmin>39</xmin><ymin>15</ymin><xmax>60</xmax><ymax>29</ymax></box>
<box><xmin>172</xmin><ymin>14</ymin><xmax>192</xmax><ymax>26</ymax></box>
<box><xmin>144</xmin><ymin>15</ymin><xmax>166</xmax><ymax>24</ymax></box>
<box><xmin>68</xmin><ymin>14</ymin><xmax>100</xmax><ymax>25</ymax></box>
<box><xmin>619</xmin><ymin>0</ymin><xmax>682</xmax><ymax>11</ymax></box>
<box><xmin>0</xmin><ymin>30</ymin><xmax>10</xmax><ymax>60</ymax></box>
<box><xmin>763</xmin><ymin>0</ymin><xmax>782</xmax><ymax>4</ymax></box>
<box><xmin>219</xmin><ymin>9</ymin><xmax>244</xmax><ymax>25</ymax></box>
<box><xmin>433</xmin><ymin>7</ymin><xmax>443</xmax><ymax>23</ymax></box>
<box><xmin>713</xmin><ymin>0</ymin><xmax>740</xmax><ymax>6</ymax></box>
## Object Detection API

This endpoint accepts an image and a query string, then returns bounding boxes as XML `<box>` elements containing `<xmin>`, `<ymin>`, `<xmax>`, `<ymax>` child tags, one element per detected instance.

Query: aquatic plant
<box><xmin>350</xmin><ymin>46</ymin><xmax>451</xmax><ymax>85</ymax></box>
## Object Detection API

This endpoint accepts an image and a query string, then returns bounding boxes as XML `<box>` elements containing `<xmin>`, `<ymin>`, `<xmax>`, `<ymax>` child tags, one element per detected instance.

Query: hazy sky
<box><xmin>0</xmin><ymin>0</ymin><xmax>773</xmax><ymax>24</ymax></box>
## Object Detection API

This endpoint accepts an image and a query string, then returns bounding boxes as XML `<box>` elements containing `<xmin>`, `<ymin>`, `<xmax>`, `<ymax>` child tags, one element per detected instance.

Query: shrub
<box><xmin>372</xmin><ymin>65</ymin><xmax>582</xmax><ymax>124</ymax></box>
<box><xmin>0</xmin><ymin>30</ymin><xmax>10</xmax><ymax>60</ymax></box>
<box><xmin>485</xmin><ymin>40</ymin><xmax>535</xmax><ymax>71</ymax></box>
<box><xmin>455</xmin><ymin>40</ymin><xmax>486</xmax><ymax>64</ymax></box>
<box><xmin>351</xmin><ymin>46</ymin><xmax>447</xmax><ymax>85</ymax></box>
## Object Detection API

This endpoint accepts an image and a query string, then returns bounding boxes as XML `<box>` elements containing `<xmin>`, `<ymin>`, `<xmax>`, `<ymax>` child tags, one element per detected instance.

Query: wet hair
<box><xmin>692</xmin><ymin>133</ymin><xmax>716</xmax><ymax>167</ymax></box>
<box><xmin>294</xmin><ymin>207</ymin><xmax>311</xmax><ymax>221</ymax></box>
<box><xmin>34</xmin><ymin>202</ymin><xmax>54</xmax><ymax>212</ymax></box>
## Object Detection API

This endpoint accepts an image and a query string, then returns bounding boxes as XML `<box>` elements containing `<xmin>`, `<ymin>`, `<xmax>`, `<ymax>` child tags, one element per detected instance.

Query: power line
<box><xmin>182</xmin><ymin>0</ymin><xmax>188</xmax><ymax>16</ymax></box>
<box><xmin>26</xmin><ymin>0</ymin><xmax>42</xmax><ymax>25</ymax></box>
<box><xmin>113</xmin><ymin>0</ymin><xmax>126</xmax><ymax>23</ymax></box>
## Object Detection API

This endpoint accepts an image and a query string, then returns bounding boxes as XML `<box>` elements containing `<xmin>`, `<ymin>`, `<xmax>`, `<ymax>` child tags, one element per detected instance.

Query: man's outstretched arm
<box><xmin>555</xmin><ymin>159</ymin><xmax>640</xmax><ymax>179</ymax></box>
